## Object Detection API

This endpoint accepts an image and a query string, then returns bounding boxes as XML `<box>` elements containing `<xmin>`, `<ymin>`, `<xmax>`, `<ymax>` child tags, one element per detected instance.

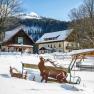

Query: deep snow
<box><xmin>0</xmin><ymin>52</ymin><xmax>94</xmax><ymax>94</ymax></box>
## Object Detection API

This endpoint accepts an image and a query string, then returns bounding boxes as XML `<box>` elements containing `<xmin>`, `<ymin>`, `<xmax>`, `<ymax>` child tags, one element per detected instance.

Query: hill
<box><xmin>3</xmin><ymin>13</ymin><xmax>70</xmax><ymax>41</ymax></box>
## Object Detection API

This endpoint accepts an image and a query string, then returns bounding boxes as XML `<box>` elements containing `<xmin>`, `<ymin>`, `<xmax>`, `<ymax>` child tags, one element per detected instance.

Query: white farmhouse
<box><xmin>36</xmin><ymin>29</ymin><xmax>79</xmax><ymax>54</ymax></box>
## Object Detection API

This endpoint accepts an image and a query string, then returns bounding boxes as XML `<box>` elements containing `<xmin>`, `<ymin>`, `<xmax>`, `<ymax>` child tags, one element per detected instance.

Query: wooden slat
<box><xmin>22</xmin><ymin>63</ymin><xmax>38</xmax><ymax>69</ymax></box>
<box><xmin>22</xmin><ymin>63</ymin><xmax>68</xmax><ymax>72</ymax></box>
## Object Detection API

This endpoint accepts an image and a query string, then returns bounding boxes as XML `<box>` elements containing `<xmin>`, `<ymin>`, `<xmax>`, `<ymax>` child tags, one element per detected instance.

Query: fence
<box><xmin>0</xmin><ymin>52</ymin><xmax>22</xmax><ymax>55</ymax></box>
<box><xmin>54</xmin><ymin>54</ymin><xmax>71</xmax><ymax>59</ymax></box>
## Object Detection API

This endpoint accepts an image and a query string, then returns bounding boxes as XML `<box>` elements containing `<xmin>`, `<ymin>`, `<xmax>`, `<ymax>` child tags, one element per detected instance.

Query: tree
<box><xmin>69</xmin><ymin>0</ymin><xmax>94</xmax><ymax>48</ymax></box>
<box><xmin>0</xmin><ymin>0</ymin><xmax>22</xmax><ymax>41</ymax></box>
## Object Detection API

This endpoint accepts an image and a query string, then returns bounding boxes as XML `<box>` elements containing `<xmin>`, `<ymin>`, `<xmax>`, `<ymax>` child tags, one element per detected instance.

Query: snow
<box><xmin>36</xmin><ymin>29</ymin><xmax>73</xmax><ymax>43</ymax></box>
<box><xmin>3</xmin><ymin>26</ymin><xmax>33</xmax><ymax>42</ymax></box>
<box><xmin>28</xmin><ymin>26</ymin><xmax>42</xmax><ymax>33</ymax></box>
<box><xmin>8</xmin><ymin>44</ymin><xmax>33</xmax><ymax>48</ymax></box>
<box><xmin>17</xmin><ymin>12</ymin><xmax>41</xmax><ymax>19</ymax></box>
<box><xmin>67</xmin><ymin>48</ymin><xmax>94</xmax><ymax>56</ymax></box>
<box><xmin>0</xmin><ymin>53</ymin><xmax>94</xmax><ymax>94</ymax></box>
<box><xmin>4</xmin><ymin>28</ymin><xmax>20</xmax><ymax>42</ymax></box>
<box><xmin>2</xmin><ymin>25</ymin><xmax>42</xmax><ymax>43</ymax></box>
<box><xmin>29</xmin><ymin>12</ymin><xmax>40</xmax><ymax>18</ymax></box>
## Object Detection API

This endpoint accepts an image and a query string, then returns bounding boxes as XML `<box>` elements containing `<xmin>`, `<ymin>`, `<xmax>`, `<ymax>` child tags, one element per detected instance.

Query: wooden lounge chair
<box><xmin>9</xmin><ymin>66</ymin><xmax>27</xmax><ymax>79</ymax></box>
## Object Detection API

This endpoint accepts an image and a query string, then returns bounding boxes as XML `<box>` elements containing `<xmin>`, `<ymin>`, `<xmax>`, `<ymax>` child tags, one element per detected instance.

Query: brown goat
<box><xmin>38</xmin><ymin>57</ymin><xmax>67</xmax><ymax>83</ymax></box>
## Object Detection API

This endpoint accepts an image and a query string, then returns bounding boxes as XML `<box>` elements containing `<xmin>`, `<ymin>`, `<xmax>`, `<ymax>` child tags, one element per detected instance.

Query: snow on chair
<box><xmin>9</xmin><ymin>66</ymin><xmax>27</xmax><ymax>79</ymax></box>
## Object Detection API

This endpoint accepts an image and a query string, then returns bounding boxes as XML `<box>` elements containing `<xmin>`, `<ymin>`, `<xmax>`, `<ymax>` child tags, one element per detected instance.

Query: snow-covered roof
<box><xmin>3</xmin><ymin>26</ymin><xmax>34</xmax><ymax>42</ymax></box>
<box><xmin>36</xmin><ymin>29</ymin><xmax>73</xmax><ymax>43</ymax></box>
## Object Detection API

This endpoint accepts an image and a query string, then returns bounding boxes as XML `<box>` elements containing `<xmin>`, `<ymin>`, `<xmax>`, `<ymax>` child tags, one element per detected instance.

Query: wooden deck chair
<box><xmin>9</xmin><ymin>66</ymin><xmax>27</xmax><ymax>79</ymax></box>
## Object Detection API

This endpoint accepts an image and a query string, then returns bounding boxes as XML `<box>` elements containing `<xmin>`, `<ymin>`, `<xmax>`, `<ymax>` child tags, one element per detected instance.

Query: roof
<box><xmin>36</xmin><ymin>29</ymin><xmax>73</xmax><ymax>43</ymax></box>
<box><xmin>39</xmin><ymin>46</ymin><xmax>53</xmax><ymax>50</ymax></box>
<box><xmin>3</xmin><ymin>26</ymin><xmax>34</xmax><ymax>43</ymax></box>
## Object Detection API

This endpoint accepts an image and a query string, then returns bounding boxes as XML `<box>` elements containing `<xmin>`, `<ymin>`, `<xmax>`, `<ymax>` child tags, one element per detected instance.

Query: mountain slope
<box><xmin>4</xmin><ymin>13</ymin><xmax>70</xmax><ymax>41</ymax></box>
<box><xmin>20</xmin><ymin>18</ymin><xmax>69</xmax><ymax>41</ymax></box>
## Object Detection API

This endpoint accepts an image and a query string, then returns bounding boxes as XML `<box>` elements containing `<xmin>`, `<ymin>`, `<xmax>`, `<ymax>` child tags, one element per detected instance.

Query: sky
<box><xmin>22</xmin><ymin>0</ymin><xmax>83</xmax><ymax>21</ymax></box>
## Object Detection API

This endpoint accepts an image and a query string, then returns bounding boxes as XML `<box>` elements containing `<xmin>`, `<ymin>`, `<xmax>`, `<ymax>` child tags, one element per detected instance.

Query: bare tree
<box><xmin>0</xmin><ymin>0</ymin><xmax>22</xmax><ymax>41</ymax></box>
<box><xmin>69</xmin><ymin>0</ymin><xmax>94</xmax><ymax>48</ymax></box>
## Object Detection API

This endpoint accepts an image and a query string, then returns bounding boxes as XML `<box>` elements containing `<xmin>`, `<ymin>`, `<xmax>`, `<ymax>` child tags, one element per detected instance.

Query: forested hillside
<box><xmin>2</xmin><ymin>16</ymin><xmax>70</xmax><ymax>41</ymax></box>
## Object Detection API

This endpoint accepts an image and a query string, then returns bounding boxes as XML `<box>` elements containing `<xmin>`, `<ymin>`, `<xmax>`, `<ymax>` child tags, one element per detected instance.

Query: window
<box><xmin>71</xmin><ymin>43</ymin><xmax>74</xmax><ymax>47</ymax></box>
<box><xmin>0</xmin><ymin>45</ymin><xmax>1</xmax><ymax>49</ymax></box>
<box><xmin>44</xmin><ymin>35</ymin><xmax>60</xmax><ymax>41</ymax></box>
<box><xmin>18</xmin><ymin>37</ymin><xmax>23</xmax><ymax>44</ymax></box>
<box><xmin>54</xmin><ymin>45</ymin><xmax>56</xmax><ymax>48</ymax></box>
<box><xmin>59</xmin><ymin>44</ymin><xmax>61</xmax><ymax>47</ymax></box>
<box><xmin>50</xmin><ymin>44</ymin><xmax>52</xmax><ymax>48</ymax></box>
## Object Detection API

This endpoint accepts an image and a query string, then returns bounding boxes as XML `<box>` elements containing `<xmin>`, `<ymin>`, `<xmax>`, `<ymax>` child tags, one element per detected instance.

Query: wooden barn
<box><xmin>0</xmin><ymin>27</ymin><xmax>35</xmax><ymax>53</ymax></box>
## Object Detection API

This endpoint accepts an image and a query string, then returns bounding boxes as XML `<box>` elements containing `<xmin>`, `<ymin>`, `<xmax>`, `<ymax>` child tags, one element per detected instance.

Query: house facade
<box><xmin>36</xmin><ymin>29</ymin><xmax>79</xmax><ymax>54</ymax></box>
<box><xmin>0</xmin><ymin>27</ymin><xmax>34</xmax><ymax>53</ymax></box>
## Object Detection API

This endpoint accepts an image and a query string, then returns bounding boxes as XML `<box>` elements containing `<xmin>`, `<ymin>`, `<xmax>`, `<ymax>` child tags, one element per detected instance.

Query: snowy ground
<box><xmin>0</xmin><ymin>52</ymin><xmax>94</xmax><ymax>94</ymax></box>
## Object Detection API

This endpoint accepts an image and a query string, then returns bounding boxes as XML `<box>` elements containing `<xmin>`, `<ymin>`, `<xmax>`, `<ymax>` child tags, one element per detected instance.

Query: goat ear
<box><xmin>10</xmin><ymin>66</ymin><xmax>12</xmax><ymax>69</ymax></box>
